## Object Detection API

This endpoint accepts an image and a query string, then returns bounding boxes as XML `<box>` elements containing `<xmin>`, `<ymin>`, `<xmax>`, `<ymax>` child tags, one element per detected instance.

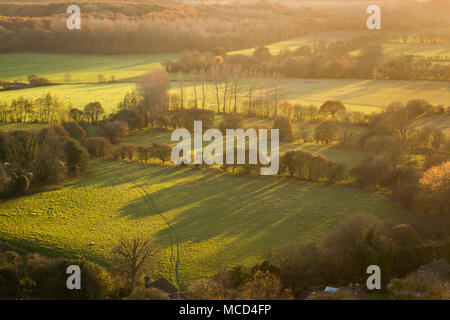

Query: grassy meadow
<box><xmin>0</xmin><ymin>53</ymin><xmax>179</xmax><ymax>83</ymax></box>
<box><xmin>0</xmin><ymin>159</ymin><xmax>408</xmax><ymax>286</ymax></box>
<box><xmin>2</xmin><ymin>75</ymin><xmax>449</xmax><ymax>115</ymax></box>
<box><xmin>124</xmin><ymin>116</ymin><xmax>373</xmax><ymax>169</ymax></box>
<box><xmin>350</xmin><ymin>43</ymin><xmax>450</xmax><ymax>59</ymax></box>
<box><xmin>0</xmin><ymin>29</ymin><xmax>448</xmax><ymax>289</ymax></box>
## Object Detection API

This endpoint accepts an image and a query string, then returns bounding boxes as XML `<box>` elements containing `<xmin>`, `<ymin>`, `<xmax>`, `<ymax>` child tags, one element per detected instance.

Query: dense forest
<box><xmin>0</xmin><ymin>0</ymin><xmax>448</xmax><ymax>54</ymax></box>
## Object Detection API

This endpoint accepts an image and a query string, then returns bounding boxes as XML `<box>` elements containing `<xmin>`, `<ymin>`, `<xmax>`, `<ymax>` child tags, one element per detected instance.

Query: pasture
<box><xmin>124</xmin><ymin>117</ymin><xmax>373</xmax><ymax>169</ymax></box>
<box><xmin>0</xmin><ymin>83</ymin><xmax>136</xmax><ymax>112</ymax></box>
<box><xmin>0</xmin><ymin>159</ymin><xmax>408</xmax><ymax>286</ymax></box>
<box><xmin>1</xmin><ymin>52</ymin><xmax>449</xmax><ymax>115</ymax></box>
<box><xmin>350</xmin><ymin>43</ymin><xmax>450</xmax><ymax>59</ymax></box>
<box><xmin>0</xmin><ymin>53</ymin><xmax>178</xmax><ymax>83</ymax></box>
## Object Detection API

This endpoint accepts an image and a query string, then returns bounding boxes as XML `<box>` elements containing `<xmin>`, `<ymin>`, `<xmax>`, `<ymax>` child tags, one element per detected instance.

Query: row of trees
<box><xmin>167</xmin><ymin>42</ymin><xmax>450</xmax><ymax>81</ymax></box>
<box><xmin>279</xmin><ymin>149</ymin><xmax>346</xmax><ymax>183</ymax></box>
<box><xmin>0</xmin><ymin>94</ymin><xmax>107</xmax><ymax>124</ymax></box>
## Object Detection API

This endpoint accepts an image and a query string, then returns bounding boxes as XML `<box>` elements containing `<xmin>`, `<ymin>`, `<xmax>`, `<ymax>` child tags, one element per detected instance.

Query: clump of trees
<box><xmin>186</xmin><ymin>262</ymin><xmax>292</xmax><ymax>300</ymax></box>
<box><xmin>279</xmin><ymin>149</ymin><xmax>346</xmax><ymax>183</ymax></box>
<box><xmin>0</xmin><ymin>124</ymin><xmax>89</xmax><ymax>197</ymax></box>
<box><xmin>273</xmin><ymin>116</ymin><xmax>294</xmax><ymax>142</ymax></box>
<box><xmin>388</xmin><ymin>273</ymin><xmax>450</xmax><ymax>300</ymax></box>
<box><xmin>102</xmin><ymin>121</ymin><xmax>129</xmax><ymax>144</ymax></box>
<box><xmin>85</xmin><ymin>137</ymin><xmax>111</xmax><ymax>158</ymax></box>
<box><xmin>314</xmin><ymin>120</ymin><xmax>340</xmax><ymax>144</ymax></box>
<box><xmin>0</xmin><ymin>245</ymin><xmax>115</xmax><ymax>299</ymax></box>
<box><xmin>27</xmin><ymin>74</ymin><xmax>50</xmax><ymax>86</ymax></box>
<box><xmin>188</xmin><ymin>212</ymin><xmax>450</xmax><ymax>299</ymax></box>
<box><xmin>113</xmin><ymin>142</ymin><xmax>172</xmax><ymax>165</ymax></box>
<box><xmin>0</xmin><ymin>235</ymin><xmax>162</xmax><ymax>300</ymax></box>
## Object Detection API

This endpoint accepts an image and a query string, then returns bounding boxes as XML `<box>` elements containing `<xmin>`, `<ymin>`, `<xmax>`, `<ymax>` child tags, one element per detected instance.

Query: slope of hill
<box><xmin>0</xmin><ymin>159</ymin><xmax>408</xmax><ymax>285</ymax></box>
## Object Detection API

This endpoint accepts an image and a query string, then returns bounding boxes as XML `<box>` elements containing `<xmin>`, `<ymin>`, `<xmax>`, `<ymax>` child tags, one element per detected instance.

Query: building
<box><xmin>417</xmin><ymin>259</ymin><xmax>450</xmax><ymax>282</ymax></box>
<box><xmin>144</xmin><ymin>275</ymin><xmax>183</xmax><ymax>299</ymax></box>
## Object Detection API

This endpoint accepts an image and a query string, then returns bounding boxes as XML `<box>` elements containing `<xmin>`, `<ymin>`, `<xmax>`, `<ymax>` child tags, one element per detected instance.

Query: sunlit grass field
<box><xmin>125</xmin><ymin>116</ymin><xmax>373</xmax><ymax>168</ymax></box>
<box><xmin>350</xmin><ymin>43</ymin><xmax>450</xmax><ymax>59</ymax></box>
<box><xmin>0</xmin><ymin>83</ymin><xmax>136</xmax><ymax>112</ymax></box>
<box><xmin>0</xmin><ymin>122</ymin><xmax>45</xmax><ymax>132</ymax></box>
<box><xmin>2</xmin><ymin>77</ymin><xmax>448</xmax><ymax>115</ymax></box>
<box><xmin>0</xmin><ymin>159</ymin><xmax>408</xmax><ymax>286</ymax></box>
<box><xmin>0</xmin><ymin>53</ymin><xmax>179</xmax><ymax>83</ymax></box>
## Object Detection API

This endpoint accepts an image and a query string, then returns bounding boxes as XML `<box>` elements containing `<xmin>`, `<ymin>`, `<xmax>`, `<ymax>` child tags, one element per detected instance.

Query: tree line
<box><xmin>166</xmin><ymin>42</ymin><xmax>450</xmax><ymax>81</ymax></box>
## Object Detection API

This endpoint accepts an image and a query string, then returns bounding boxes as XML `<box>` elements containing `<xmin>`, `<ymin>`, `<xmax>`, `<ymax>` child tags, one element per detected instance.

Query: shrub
<box><xmin>102</xmin><ymin>121</ymin><xmax>129</xmax><ymax>144</ymax></box>
<box><xmin>14</xmin><ymin>175</ymin><xmax>30</xmax><ymax>193</ymax></box>
<box><xmin>314</xmin><ymin>120</ymin><xmax>339</xmax><ymax>144</ymax></box>
<box><xmin>126</xmin><ymin>288</ymin><xmax>169</xmax><ymax>300</ymax></box>
<box><xmin>61</xmin><ymin>122</ymin><xmax>86</xmax><ymax>142</ymax></box>
<box><xmin>150</xmin><ymin>143</ymin><xmax>172</xmax><ymax>163</ymax></box>
<box><xmin>85</xmin><ymin>137</ymin><xmax>111</xmax><ymax>158</ymax></box>
<box><xmin>110</xmin><ymin>109</ymin><xmax>145</xmax><ymax>130</ymax></box>
<box><xmin>27</xmin><ymin>74</ymin><xmax>50</xmax><ymax>86</ymax></box>
<box><xmin>273</xmin><ymin>116</ymin><xmax>294</xmax><ymax>142</ymax></box>
<box><xmin>115</xmin><ymin>143</ymin><xmax>136</xmax><ymax>160</ymax></box>
<box><xmin>64</xmin><ymin>137</ymin><xmax>90</xmax><ymax>178</ymax></box>
<box><xmin>219</xmin><ymin>113</ymin><xmax>243</xmax><ymax>133</ymax></box>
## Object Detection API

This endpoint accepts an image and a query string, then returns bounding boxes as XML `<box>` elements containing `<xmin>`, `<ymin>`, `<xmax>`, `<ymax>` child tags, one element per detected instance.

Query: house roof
<box><xmin>324</xmin><ymin>286</ymin><xmax>339</xmax><ymax>293</ymax></box>
<box><xmin>147</xmin><ymin>277</ymin><xmax>179</xmax><ymax>295</ymax></box>
<box><xmin>420</xmin><ymin>259</ymin><xmax>450</xmax><ymax>280</ymax></box>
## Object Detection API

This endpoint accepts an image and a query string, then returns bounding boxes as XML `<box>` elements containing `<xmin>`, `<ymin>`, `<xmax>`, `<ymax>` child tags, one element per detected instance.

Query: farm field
<box><xmin>3</xmin><ymin>77</ymin><xmax>448</xmax><ymax>115</ymax></box>
<box><xmin>281</xmin><ymin>78</ymin><xmax>450</xmax><ymax>111</ymax></box>
<box><xmin>0</xmin><ymin>82</ymin><xmax>136</xmax><ymax>112</ymax></box>
<box><xmin>0</xmin><ymin>122</ymin><xmax>45</xmax><ymax>132</ymax></box>
<box><xmin>350</xmin><ymin>43</ymin><xmax>450</xmax><ymax>59</ymax></box>
<box><xmin>0</xmin><ymin>159</ymin><xmax>408</xmax><ymax>286</ymax></box>
<box><xmin>1</xmin><ymin>50</ymin><xmax>449</xmax><ymax>115</ymax></box>
<box><xmin>383</xmin><ymin>43</ymin><xmax>450</xmax><ymax>59</ymax></box>
<box><xmin>0</xmin><ymin>53</ymin><xmax>179</xmax><ymax>83</ymax></box>
<box><xmin>124</xmin><ymin>117</ymin><xmax>373</xmax><ymax>168</ymax></box>
<box><xmin>229</xmin><ymin>31</ymin><xmax>369</xmax><ymax>56</ymax></box>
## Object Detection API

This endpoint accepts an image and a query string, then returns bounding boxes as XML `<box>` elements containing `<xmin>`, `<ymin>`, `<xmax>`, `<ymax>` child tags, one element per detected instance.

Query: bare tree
<box><xmin>136</xmin><ymin>70</ymin><xmax>170</xmax><ymax>126</ymax></box>
<box><xmin>199</xmin><ymin>68</ymin><xmax>207</xmax><ymax>110</ymax></box>
<box><xmin>271</xmin><ymin>71</ymin><xmax>284</xmax><ymax>118</ymax></box>
<box><xmin>209</xmin><ymin>65</ymin><xmax>222</xmax><ymax>113</ymax></box>
<box><xmin>177</xmin><ymin>71</ymin><xmax>185</xmax><ymax>110</ymax></box>
<box><xmin>111</xmin><ymin>236</ymin><xmax>159</xmax><ymax>290</ymax></box>
<box><xmin>230</xmin><ymin>65</ymin><xmax>242</xmax><ymax>113</ymax></box>
<box><xmin>191</xmin><ymin>70</ymin><xmax>199</xmax><ymax>109</ymax></box>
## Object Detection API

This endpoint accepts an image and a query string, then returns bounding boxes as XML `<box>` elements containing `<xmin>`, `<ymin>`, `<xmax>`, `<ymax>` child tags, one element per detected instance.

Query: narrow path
<box><xmin>110</xmin><ymin>167</ymin><xmax>181</xmax><ymax>289</ymax></box>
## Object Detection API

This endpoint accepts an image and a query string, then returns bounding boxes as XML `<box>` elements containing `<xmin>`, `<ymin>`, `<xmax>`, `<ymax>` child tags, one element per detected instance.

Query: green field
<box><xmin>1</xmin><ymin>52</ymin><xmax>449</xmax><ymax>115</ymax></box>
<box><xmin>0</xmin><ymin>83</ymin><xmax>136</xmax><ymax>112</ymax></box>
<box><xmin>350</xmin><ymin>43</ymin><xmax>450</xmax><ymax>59</ymax></box>
<box><xmin>125</xmin><ymin>117</ymin><xmax>372</xmax><ymax>168</ymax></box>
<box><xmin>383</xmin><ymin>43</ymin><xmax>450</xmax><ymax>59</ymax></box>
<box><xmin>0</xmin><ymin>159</ymin><xmax>408</xmax><ymax>286</ymax></box>
<box><xmin>3</xmin><ymin>77</ymin><xmax>448</xmax><ymax>115</ymax></box>
<box><xmin>229</xmin><ymin>31</ymin><xmax>370</xmax><ymax>56</ymax></box>
<box><xmin>0</xmin><ymin>122</ymin><xmax>45</xmax><ymax>132</ymax></box>
<box><xmin>281</xmin><ymin>78</ymin><xmax>450</xmax><ymax>111</ymax></box>
<box><xmin>0</xmin><ymin>53</ymin><xmax>179</xmax><ymax>83</ymax></box>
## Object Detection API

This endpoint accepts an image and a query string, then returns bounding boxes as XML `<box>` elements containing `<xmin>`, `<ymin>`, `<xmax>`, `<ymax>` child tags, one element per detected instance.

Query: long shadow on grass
<box><xmin>72</xmin><ymin>159</ymin><xmax>406</xmax><ymax>276</ymax></box>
